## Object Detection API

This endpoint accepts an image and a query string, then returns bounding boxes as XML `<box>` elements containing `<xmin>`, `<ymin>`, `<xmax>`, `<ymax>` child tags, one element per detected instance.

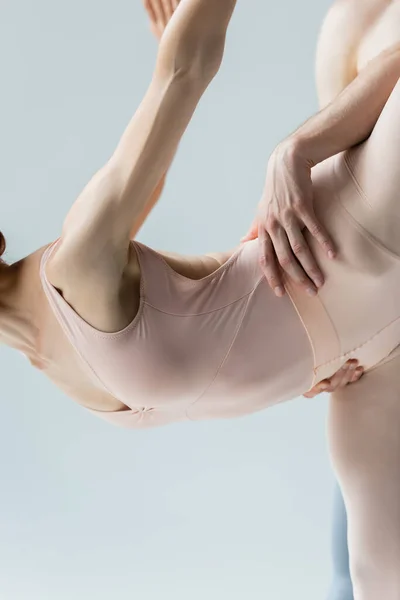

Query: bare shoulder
<box><xmin>316</xmin><ymin>0</ymin><xmax>388</xmax><ymax>105</ymax></box>
<box><xmin>9</xmin><ymin>243</ymin><xmax>129</xmax><ymax>412</ymax></box>
<box><xmin>357</xmin><ymin>3</ymin><xmax>400</xmax><ymax>71</ymax></box>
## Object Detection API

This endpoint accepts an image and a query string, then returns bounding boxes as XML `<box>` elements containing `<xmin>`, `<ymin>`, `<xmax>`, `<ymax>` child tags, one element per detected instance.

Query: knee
<box><xmin>350</xmin><ymin>557</ymin><xmax>400</xmax><ymax>600</ymax></box>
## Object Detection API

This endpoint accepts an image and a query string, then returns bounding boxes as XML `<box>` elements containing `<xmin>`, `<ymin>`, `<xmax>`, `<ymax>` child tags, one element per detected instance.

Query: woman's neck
<box><xmin>0</xmin><ymin>256</ymin><xmax>42</xmax><ymax>357</ymax></box>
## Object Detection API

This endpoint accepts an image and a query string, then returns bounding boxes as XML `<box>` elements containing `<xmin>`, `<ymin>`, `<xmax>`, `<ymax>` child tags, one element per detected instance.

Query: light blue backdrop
<box><xmin>0</xmin><ymin>1</ymin><xmax>335</xmax><ymax>598</ymax></box>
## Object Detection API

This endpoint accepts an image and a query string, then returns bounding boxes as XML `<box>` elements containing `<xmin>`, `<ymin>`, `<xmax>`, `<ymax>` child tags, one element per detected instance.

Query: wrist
<box><xmin>275</xmin><ymin>135</ymin><xmax>315</xmax><ymax>169</ymax></box>
<box><xmin>288</xmin><ymin>133</ymin><xmax>320</xmax><ymax>167</ymax></box>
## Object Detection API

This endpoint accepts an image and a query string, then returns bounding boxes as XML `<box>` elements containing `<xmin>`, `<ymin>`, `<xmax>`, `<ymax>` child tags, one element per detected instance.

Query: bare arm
<box><xmin>243</xmin><ymin>43</ymin><xmax>400</xmax><ymax>301</ymax></box>
<box><xmin>128</xmin><ymin>0</ymin><xmax>182</xmax><ymax>239</ymax></box>
<box><xmin>314</xmin><ymin>0</ymin><xmax>386</xmax><ymax>109</ymax></box>
<box><xmin>58</xmin><ymin>0</ymin><xmax>237</xmax><ymax>269</ymax></box>
<box><xmin>291</xmin><ymin>43</ymin><xmax>400</xmax><ymax>165</ymax></box>
<box><xmin>129</xmin><ymin>171</ymin><xmax>167</xmax><ymax>237</ymax></box>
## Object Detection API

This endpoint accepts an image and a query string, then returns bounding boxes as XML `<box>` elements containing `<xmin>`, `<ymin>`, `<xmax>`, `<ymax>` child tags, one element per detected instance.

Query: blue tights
<box><xmin>326</xmin><ymin>483</ymin><xmax>353</xmax><ymax>600</ymax></box>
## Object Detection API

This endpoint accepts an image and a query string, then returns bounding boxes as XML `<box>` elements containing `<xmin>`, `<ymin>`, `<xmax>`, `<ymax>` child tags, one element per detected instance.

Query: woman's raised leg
<box><xmin>328</xmin><ymin>351</ymin><xmax>400</xmax><ymax>599</ymax></box>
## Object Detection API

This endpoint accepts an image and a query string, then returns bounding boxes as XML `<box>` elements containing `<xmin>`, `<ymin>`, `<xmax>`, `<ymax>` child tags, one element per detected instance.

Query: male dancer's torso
<box><xmin>316</xmin><ymin>0</ymin><xmax>400</xmax><ymax>107</ymax></box>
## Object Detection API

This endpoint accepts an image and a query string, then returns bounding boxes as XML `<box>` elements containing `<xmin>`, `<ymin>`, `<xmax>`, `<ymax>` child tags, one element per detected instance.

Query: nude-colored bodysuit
<box><xmin>41</xmin><ymin>236</ymin><xmax>314</xmax><ymax>428</ymax></box>
<box><xmin>40</xmin><ymin>78</ymin><xmax>400</xmax><ymax>429</ymax></box>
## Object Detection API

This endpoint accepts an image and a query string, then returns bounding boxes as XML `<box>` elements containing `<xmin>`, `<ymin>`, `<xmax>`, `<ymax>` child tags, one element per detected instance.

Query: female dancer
<box><xmin>4</xmin><ymin>0</ymin><xmax>361</xmax><ymax>425</ymax></box>
<box><xmin>3</xmin><ymin>1</ymin><xmax>400</xmax><ymax>597</ymax></box>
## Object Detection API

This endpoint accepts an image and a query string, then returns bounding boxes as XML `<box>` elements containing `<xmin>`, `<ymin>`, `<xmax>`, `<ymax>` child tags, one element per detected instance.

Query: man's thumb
<box><xmin>241</xmin><ymin>222</ymin><xmax>258</xmax><ymax>242</ymax></box>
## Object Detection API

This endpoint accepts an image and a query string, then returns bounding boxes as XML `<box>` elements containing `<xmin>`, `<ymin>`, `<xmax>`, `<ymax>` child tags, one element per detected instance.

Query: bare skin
<box><xmin>1</xmin><ymin>0</ymin><xmax>239</xmax><ymax>414</ymax></box>
<box><xmin>295</xmin><ymin>0</ymin><xmax>400</xmax><ymax>395</ymax></box>
<box><xmin>142</xmin><ymin>1</ymin><xmax>365</xmax><ymax>396</ymax></box>
<box><xmin>143</xmin><ymin>0</ymin><xmax>180</xmax><ymax>39</ymax></box>
<box><xmin>306</xmin><ymin>0</ymin><xmax>399</xmax><ymax>396</ymax></box>
<box><xmin>243</xmin><ymin>0</ymin><xmax>400</xmax><ymax>298</ymax></box>
<box><xmin>1</xmin><ymin>0</ymin><xmax>397</xmax><ymax>414</ymax></box>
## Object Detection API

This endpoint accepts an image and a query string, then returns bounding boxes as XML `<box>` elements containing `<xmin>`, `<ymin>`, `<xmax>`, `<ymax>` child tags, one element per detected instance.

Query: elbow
<box><xmin>156</xmin><ymin>31</ymin><xmax>227</xmax><ymax>86</ymax></box>
<box><xmin>183</xmin><ymin>32</ymin><xmax>226</xmax><ymax>83</ymax></box>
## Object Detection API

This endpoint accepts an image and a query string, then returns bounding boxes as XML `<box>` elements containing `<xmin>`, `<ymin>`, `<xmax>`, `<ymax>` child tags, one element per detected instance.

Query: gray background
<box><xmin>0</xmin><ymin>1</ymin><xmax>335</xmax><ymax>598</ymax></box>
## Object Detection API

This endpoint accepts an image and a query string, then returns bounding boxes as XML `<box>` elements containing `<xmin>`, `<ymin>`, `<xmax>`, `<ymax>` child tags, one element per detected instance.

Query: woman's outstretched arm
<box><xmin>128</xmin><ymin>0</ymin><xmax>182</xmax><ymax>239</ymax></box>
<box><xmin>57</xmin><ymin>0</ymin><xmax>237</xmax><ymax>270</ymax></box>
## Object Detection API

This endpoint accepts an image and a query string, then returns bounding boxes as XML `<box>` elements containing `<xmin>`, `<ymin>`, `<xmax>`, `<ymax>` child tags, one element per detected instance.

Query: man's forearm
<box><xmin>290</xmin><ymin>43</ymin><xmax>400</xmax><ymax>166</ymax></box>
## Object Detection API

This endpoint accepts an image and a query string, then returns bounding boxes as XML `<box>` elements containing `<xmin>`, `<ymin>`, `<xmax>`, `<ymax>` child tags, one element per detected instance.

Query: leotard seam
<box><xmin>185</xmin><ymin>278</ymin><xmax>264</xmax><ymax>418</ymax></box>
<box><xmin>142</xmin><ymin>275</ymin><xmax>264</xmax><ymax>317</ymax></box>
<box><xmin>342</xmin><ymin>152</ymin><xmax>373</xmax><ymax>209</ymax></box>
<box><xmin>333</xmin><ymin>189</ymin><xmax>400</xmax><ymax>263</ymax></box>
<box><xmin>316</xmin><ymin>314</ymin><xmax>400</xmax><ymax>371</ymax></box>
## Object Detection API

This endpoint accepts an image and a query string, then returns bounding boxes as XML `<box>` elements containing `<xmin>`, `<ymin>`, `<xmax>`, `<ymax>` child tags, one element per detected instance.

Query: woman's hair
<box><xmin>0</xmin><ymin>231</ymin><xmax>7</xmax><ymax>263</ymax></box>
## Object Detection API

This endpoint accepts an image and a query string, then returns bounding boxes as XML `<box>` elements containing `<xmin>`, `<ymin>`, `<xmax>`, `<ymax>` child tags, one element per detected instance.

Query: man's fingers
<box><xmin>303</xmin><ymin>384</ymin><xmax>326</xmax><ymax>398</ymax></box>
<box><xmin>241</xmin><ymin>221</ymin><xmax>258</xmax><ymax>242</ymax></box>
<box><xmin>285</xmin><ymin>216</ymin><xmax>324</xmax><ymax>289</ymax></box>
<box><xmin>328</xmin><ymin>361</ymin><xmax>356</xmax><ymax>390</ymax></box>
<box><xmin>241</xmin><ymin>231</ymin><xmax>258</xmax><ymax>242</ymax></box>
<box><xmin>301</xmin><ymin>209</ymin><xmax>336</xmax><ymax>260</ymax></box>
<box><xmin>351</xmin><ymin>365</ymin><xmax>364</xmax><ymax>382</ymax></box>
<box><xmin>269</xmin><ymin>222</ymin><xmax>317</xmax><ymax>296</ymax></box>
<box><xmin>328</xmin><ymin>362</ymin><xmax>364</xmax><ymax>390</ymax></box>
<box><xmin>258</xmin><ymin>228</ymin><xmax>285</xmax><ymax>297</ymax></box>
<box><xmin>303</xmin><ymin>360</ymin><xmax>364</xmax><ymax>398</ymax></box>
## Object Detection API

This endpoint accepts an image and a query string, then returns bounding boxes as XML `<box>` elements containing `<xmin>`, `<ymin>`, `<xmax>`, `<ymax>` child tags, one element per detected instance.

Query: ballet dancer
<box><xmin>314</xmin><ymin>1</ymin><xmax>400</xmax><ymax>598</ymax></box>
<box><xmin>3</xmin><ymin>2</ymin><xmax>400</xmax><ymax>597</ymax></box>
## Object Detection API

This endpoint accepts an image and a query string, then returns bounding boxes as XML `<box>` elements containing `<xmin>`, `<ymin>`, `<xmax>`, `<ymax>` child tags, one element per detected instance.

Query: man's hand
<box><xmin>242</xmin><ymin>139</ymin><xmax>336</xmax><ymax>298</ymax></box>
<box><xmin>143</xmin><ymin>0</ymin><xmax>180</xmax><ymax>40</ymax></box>
<box><xmin>242</xmin><ymin>46</ymin><xmax>400</xmax><ymax>300</ymax></box>
<box><xmin>303</xmin><ymin>359</ymin><xmax>363</xmax><ymax>398</ymax></box>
